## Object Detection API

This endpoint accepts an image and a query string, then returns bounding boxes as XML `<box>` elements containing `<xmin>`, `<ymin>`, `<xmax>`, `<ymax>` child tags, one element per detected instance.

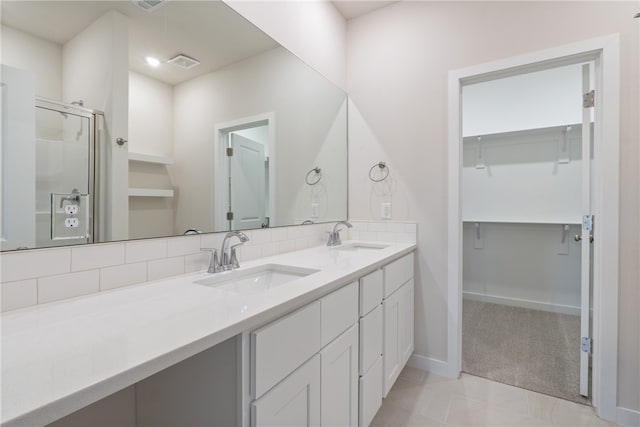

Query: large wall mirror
<box><xmin>0</xmin><ymin>0</ymin><xmax>348</xmax><ymax>251</ymax></box>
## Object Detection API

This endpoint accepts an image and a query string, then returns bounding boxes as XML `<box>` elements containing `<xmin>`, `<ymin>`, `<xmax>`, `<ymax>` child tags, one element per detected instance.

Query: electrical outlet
<box><xmin>65</xmin><ymin>218</ymin><xmax>80</xmax><ymax>228</ymax></box>
<box><xmin>381</xmin><ymin>202</ymin><xmax>392</xmax><ymax>219</ymax></box>
<box><xmin>311</xmin><ymin>203</ymin><xmax>319</xmax><ymax>218</ymax></box>
<box><xmin>64</xmin><ymin>204</ymin><xmax>79</xmax><ymax>215</ymax></box>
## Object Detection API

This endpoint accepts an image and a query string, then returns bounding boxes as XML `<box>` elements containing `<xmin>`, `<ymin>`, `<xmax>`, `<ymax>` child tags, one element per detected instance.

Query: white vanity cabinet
<box><xmin>382</xmin><ymin>253</ymin><xmax>415</xmax><ymax>397</ymax></box>
<box><xmin>250</xmin><ymin>281</ymin><xmax>359</xmax><ymax>427</ymax></box>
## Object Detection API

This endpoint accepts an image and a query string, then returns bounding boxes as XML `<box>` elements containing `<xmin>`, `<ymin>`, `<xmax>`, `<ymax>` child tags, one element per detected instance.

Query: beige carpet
<box><xmin>462</xmin><ymin>299</ymin><xmax>590</xmax><ymax>405</ymax></box>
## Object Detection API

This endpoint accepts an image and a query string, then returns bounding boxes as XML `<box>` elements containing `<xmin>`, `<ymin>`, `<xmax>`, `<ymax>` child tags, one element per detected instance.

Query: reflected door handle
<box><xmin>575</xmin><ymin>234</ymin><xmax>594</xmax><ymax>243</ymax></box>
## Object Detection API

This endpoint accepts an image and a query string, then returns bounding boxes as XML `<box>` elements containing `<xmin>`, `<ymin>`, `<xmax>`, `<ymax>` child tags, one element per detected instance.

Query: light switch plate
<box><xmin>311</xmin><ymin>203</ymin><xmax>319</xmax><ymax>218</ymax></box>
<box><xmin>381</xmin><ymin>202</ymin><xmax>392</xmax><ymax>219</ymax></box>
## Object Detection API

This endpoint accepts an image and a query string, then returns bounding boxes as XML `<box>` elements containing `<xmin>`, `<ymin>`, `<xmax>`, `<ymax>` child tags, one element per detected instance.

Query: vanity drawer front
<box><xmin>359</xmin><ymin>269</ymin><xmax>383</xmax><ymax>317</ymax></box>
<box><xmin>359</xmin><ymin>304</ymin><xmax>383</xmax><ymax>375</ymax></box>
<box><xmin>252</xmin><ymin>301</ymin><xmax>321</xmax><ymax>399</ymax></box>
<box><xmin>359</xmin><ymin>355</ymin><xmax>383</xmax><ymax>427</ymax></box>
<box><xmin>383</xmin><ymin>253</ymin><xmax>414</xmax><ymax>298</ymax></box>
<box><xmin>321</xmin><ymin>281</ymin><xmax>359</xmax><ymax>347</ymax></box>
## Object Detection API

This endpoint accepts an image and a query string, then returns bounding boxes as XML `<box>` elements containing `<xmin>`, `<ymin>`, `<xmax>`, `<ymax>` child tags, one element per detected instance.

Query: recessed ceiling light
<box><xmin>145</xmin><ymin>56</ymin><xmax>161</xmax><ymax>67</ymax></box>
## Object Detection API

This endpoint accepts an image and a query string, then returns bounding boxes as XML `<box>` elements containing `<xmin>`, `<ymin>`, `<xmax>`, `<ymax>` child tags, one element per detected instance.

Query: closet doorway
<box><xmin>460</xmin><ymin>62</ymin><xmax>593</xmax><ymax>404</ymax></box>
<box><xmin>448</xmin><ymin>35</ymin><xmax>620</xmax><ymax>419</ymax></box>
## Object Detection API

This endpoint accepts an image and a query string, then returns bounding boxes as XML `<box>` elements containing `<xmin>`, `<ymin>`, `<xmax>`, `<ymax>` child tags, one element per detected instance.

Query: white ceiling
<box><xmin>331</xmin><ymin>1</ymin><xmax>398</xmax><ymax>20</ymax></box>
<box><xmin>1</xmin><ymin>1</ymin><xmax>279</xmax><ymax>85</ymax></box>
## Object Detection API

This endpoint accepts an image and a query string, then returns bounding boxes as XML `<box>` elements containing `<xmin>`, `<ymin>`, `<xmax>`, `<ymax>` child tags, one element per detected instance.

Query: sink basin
<box><xmin>194</xmin><ymin>264</ymin><xmax>319</xmax><ymax>295</ymax></box>
<box><xmin>335</xmin><ymin>242</ymin><xmax>390</xmax><ymax>252</ymax></box>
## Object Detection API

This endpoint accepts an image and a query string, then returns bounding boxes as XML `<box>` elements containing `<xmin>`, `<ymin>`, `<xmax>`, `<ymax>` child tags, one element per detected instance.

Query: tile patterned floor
<box><xmin>371</xmin><ymin>367</ymin><xmax>617</xmax><ymax>426</ymax></box>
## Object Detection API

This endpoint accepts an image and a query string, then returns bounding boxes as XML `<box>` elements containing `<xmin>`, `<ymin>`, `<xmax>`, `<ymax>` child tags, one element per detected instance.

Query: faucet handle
<box><xmin>201</xmin><ymin>248</ymin><xmax>220</xmax><ymax>273</ymax></box>
<box><xmin>229</xmin><ymin>243</ymin><xmax>243</xmax><ymax>269</ymax></box>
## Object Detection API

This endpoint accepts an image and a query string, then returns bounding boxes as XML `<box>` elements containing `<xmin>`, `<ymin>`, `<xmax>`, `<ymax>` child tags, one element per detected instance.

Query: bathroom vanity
<box><xmin>1</xmin><ymin>241</ymin><xmax>415</xmax><ymax>427</ymax></box>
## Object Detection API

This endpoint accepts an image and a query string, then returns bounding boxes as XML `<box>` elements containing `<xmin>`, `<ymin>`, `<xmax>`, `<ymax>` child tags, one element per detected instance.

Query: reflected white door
<box><xmin>229</xmin><ymin>133</ymin><xmax>266</xmax><ymax>230</ymax></box>
<box><xmin>579</xmin><ymin>63</ymin><xmax>593</xmax><ymax>397</ymax></box>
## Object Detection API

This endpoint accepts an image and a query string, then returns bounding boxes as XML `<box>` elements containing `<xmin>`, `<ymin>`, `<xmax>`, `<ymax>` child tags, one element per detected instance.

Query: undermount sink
<box><xmin>194</xmin><ymin>264</ymin><xmax>319</xmax><ymax>295</ymax></box>
<box><xmin>335</xmin><ymin>242</ymin><xmax>390</xmax><ymax>252</ymax></box>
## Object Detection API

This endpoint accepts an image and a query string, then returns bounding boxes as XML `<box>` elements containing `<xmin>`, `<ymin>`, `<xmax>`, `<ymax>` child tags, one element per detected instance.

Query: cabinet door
<box><xmin>252</xmin><ymin>355</ymin><xmax>320</xmax><ymax>427</ymax></box>
<box><xmin>383</xmin><ymin>288</ymin><xmax>402</xmax><ymax>397</ymax></box>
<box><xmin>401</xmin><ymin>279</ymin><xmax>414</xmax><ymax>366</ymax></box>
<box><xmin>320</xmin><ymin>324</ymin><xmax>358</xmax><ymax>427</ymax></box>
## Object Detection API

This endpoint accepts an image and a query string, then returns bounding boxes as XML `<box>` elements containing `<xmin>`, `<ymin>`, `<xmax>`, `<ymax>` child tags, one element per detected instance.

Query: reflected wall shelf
<box><xmin>128</xmin><ymin>188</ymin><xmax>174</xmax><ymax>198</ymax></box>
<box><xmin>128</xmin><ymin>152</ymin><xmax>174</xmax><ymax>165</ymax></box>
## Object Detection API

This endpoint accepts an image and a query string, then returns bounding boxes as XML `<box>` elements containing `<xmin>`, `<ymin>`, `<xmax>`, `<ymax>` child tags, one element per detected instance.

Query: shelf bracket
<box><xmin>473</xmin><ymin>222</ymin><xmax>483</xmax><ymax>249</ymax></box>
<box><xmin>558</xmin><ymin>224</ymin><xmax>570</xmax><ymax>255</ymax></box>
<box><xmin>475</xmin><ymin>137</ymin><xmax>485</xmax><ymax>169</ymax></box>
<box><xmin>559</xmin><ymin>125</ymin><xmax>571</xmax><ymax>164</ymax></box>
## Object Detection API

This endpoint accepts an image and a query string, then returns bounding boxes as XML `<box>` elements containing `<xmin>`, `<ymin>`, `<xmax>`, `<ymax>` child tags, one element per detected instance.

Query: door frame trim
<box><xmin>213</xmin><ymin>113</ymin><xmax>276</xmax><ymax>231</ymax></box>
<box><xmin>446</xmin><ymin>34</ymin><xmax>620</xmax><ymax>421</ymax></box>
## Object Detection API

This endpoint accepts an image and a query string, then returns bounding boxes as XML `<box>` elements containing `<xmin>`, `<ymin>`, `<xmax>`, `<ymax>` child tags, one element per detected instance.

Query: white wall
<box><xmin>223</xmin><ymin>1</ymin><xmax>347</xmax><ymax>91</ymax></box>
<box><xmin>463</xmin><ymin>223</ymin><xmax>582</xmax><ymax>315</ymax></box>
<box><xmin>63</xmin><ymin>10</ymin><xmax>129</xmax><ymax>242</ymax></box>
<box><xmin>172</xmin><ymin>47</ymin><xmax>346</xmax><ymax>233</ymax></box>
<box><xmin>128</xmin><ymin>71</ymin><xmax>173</xmax><ymax>157</ymax></box>
<box><xmin>0</xmin><ymin>25</ymin><xmax>62</xmax><ymax>100</ymax></box>
<box><xmin>346</xmin><ymin>1</ymin><xmax>639</xmax><ymax>412</ymax></box>
<box><xmin>462</xmin><ymin>63</ymin><xmax>584</xmax><ymax>136</ymax></box>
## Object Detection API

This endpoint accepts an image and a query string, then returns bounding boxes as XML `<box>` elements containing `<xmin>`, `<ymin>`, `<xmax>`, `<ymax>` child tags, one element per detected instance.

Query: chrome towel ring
<box><xmin>305</xmin><ymin>167</ymin><xmax>322</xmax><ymax>185</ymax></box>
<box><xmin>369</xmin><ymin>161</ymin><xmax>389</xmax><ymax>182</ymax></box>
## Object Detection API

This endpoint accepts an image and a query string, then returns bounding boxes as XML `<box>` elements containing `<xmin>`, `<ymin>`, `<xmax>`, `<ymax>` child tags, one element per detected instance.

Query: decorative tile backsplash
<box><xmin>0</xmin><ymin>221</ymin><xmax>416</xmax><ymax>312</ymax></box>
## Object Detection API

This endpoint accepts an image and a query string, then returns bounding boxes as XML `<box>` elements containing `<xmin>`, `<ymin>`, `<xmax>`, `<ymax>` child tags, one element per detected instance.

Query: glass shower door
<box><xmin>35</xmin><ymin>100</ymin><xmax>94</xmax><ymax>247</ymax></box>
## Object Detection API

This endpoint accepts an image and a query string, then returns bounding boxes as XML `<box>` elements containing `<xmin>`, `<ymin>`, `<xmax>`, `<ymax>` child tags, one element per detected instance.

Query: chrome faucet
<box><xmin>220</xmin><ymin>231</ymin><xmax>250</xmax><ymax>270</ymax></box>
<box><xmin>327</xmin><ymin>221</ymin><xmax>352</xmax><ymax>247</ymax></box>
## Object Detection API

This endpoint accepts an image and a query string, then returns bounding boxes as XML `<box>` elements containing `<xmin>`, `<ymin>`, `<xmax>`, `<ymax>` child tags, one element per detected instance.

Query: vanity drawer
<box><xmin>359</xmin><ymin>269</ymin><xmax>383</xmax><ymax>317</ymax></box>
<box><xmin>359</xmin><ymin>355</ymin><xmax>383</xmax><ymax>427</ymax></box>
<box><xmin>359</xmin><ymin>303</ymin><xmax>383</xmax><ymax>375</ymax></box>
<box><xmin>383</xmin><ymin>253</ymin><xmax>414</xmax><ymax>298</ymax></box>
<box><xmin>251</xmin><ymin>301</ymin><xmax>321</xmax><ymax>399</ymax></box>
<box><xmin>321</xmin><ymin>281</ymin><xmax>359</xmax><ymax>347</ymax></box>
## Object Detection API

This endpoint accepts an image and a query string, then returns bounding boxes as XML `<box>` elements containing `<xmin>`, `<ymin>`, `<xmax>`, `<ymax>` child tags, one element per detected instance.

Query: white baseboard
<box><xmin>407</xmin><ymin>354</ymin><xmax>457</xmax><ymax>379</ymax></box>
<box><xmin>616</xmin><ymin>406</ymin><xmax>640</xmax><ymax>427</ymax></box>
<box><xmin>463</xmin><ymin>291</ymin><xmax>581</xmax><ymax>316</ymax></box>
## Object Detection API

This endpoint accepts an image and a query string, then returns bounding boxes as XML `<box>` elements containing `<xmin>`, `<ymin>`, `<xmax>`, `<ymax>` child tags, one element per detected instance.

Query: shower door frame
<box><xmin>446</xmin><ymin>35</ymin><xmax>620</xmax><ymax>422</ymax></box>
<box><xmin>35</xmin><ymin>97</ymin><xmax>101</xmax><ymax>246</ymax></box>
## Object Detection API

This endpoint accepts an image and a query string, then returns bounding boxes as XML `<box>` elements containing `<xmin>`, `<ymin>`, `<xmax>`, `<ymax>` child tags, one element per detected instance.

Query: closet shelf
<box><xmin>463</xmin><ymin>218</ymin><xmax>581</xmax><ymax>225</ymax></box>
<box><xmin>462</xmin><ymin>122</ymin><xmax>583</xmax><ymax>142</ymax></box>
<box><xmin>128</xmin><ymin>188</ymin><xmax>174</xmax><ymax>198</ymax></box>
<box><xmin>128</xmin><ymin>152</ymin><xmax>174</xmax><ymax>165</ymax></box>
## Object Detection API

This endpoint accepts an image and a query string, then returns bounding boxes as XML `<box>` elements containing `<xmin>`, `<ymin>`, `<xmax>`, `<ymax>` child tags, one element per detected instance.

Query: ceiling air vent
<box><xmin>132</xmin><ymin>0</ymin><xmax>167</xmax><ymax>13</ymax></box>
<box><xmin>168</xmin><ymin>54</ymin><xmax>201</xmax><ymax>70</ymax></box>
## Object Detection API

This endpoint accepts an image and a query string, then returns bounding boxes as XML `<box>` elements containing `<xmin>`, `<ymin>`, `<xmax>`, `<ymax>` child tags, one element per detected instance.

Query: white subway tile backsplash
<box><xmin>240</xmin><ymin>245</ymin><xmax>262</xmax><ymax>261</ymax></box>
<box><xmin>38</xmin><ymin>270</ymin><xmax>99</xmax><ymax>304</ymax></box>
<box><xmin>185</xmin><ymin>252</ymin><xmax>210</xmax><ymax>273</ymax></box>
<box><xmin>251</xmin><ymin>229</ymin><xmax>272</xmax><ymax>244</ymax></box>
<box><xmin>148</xmin><ymin>256</ymin><xmax>184</xmax><ymax>281</ymax></box>
<box><xmin>200</xmin><ymin>233</ymin><xmax>224</xmax><ymax>251</ymax></box>
<box><xmin>126</xmin><ymin>239</ymin><xmax>168</xmax><ymax>263</ymax></box>
<box><xmin>1</xmin><ymin>279</ymin><xmax>37</xmax><ymax>312</ymax></box>
<box><xmin>0</xmin><ymin>221</ymin><xmax>415</xmax><ymax>312</ymax></box>
<box><xmin>262</xmin><ymin>242</ymin><xmax>279</xmax><ymax>257</ymax></box>
<box><xmin>386</xmin><ymin>222</ymin><xmax>406</xmax><ymax>233</ymax></box>
<box><xmin>368</xmin><ymin>222</ymin><xmax>387</xmax><ymax>232</ymax></box>
<box><xmin>278</xmin><ymin>240</ymin><xmax>295</xmax><ymax>254</ymax></box>
<box><xmin>72</xmin><ymin>243</ymin><xmax>125</xmax><ymax>272</ymax></box>
<box><xmin>1</xmin><ymin>248</ymin><xmax>71</xmax><ymax>283</ymax></box>
<box><xmin>167</xmin><ymin>236</ymin><xmax>201</xmax><ymax>257</ymax></box>
<box><xmin>100</xmin><ymin>263</ymin><xmax>147</xmax><ymax>291</ymax></box>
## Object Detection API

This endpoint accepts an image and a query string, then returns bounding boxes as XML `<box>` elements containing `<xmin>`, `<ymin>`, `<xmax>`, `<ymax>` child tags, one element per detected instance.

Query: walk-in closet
<box><xmin>461</xmin><ymin>62</ymin><xmax>594</xmax><ymax>404</ymax></box>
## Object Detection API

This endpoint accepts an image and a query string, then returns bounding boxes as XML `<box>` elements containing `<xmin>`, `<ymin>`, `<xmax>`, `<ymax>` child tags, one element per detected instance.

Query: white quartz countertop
<box><xmin>1</xmin><ymin>241</ymin><xmax>415</xmax><ymax>426</ymax></box>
